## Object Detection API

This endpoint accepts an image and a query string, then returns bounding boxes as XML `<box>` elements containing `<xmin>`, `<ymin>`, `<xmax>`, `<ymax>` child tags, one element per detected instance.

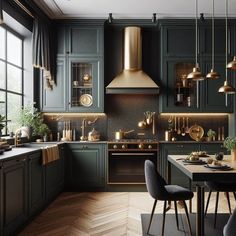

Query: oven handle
<box><xmin>110</xmin><ymin>153</ymin><xmax>155</xmax><ymax>156</ymax></box>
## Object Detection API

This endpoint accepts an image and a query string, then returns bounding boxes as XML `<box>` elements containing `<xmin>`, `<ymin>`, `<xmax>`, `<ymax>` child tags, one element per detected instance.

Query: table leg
<box><xmin>189</xmin><ymin>179</ymin><xmax>192</xmax><ymax>213</ymax></box>
<box><xmin>196</xmin><ymin>185</ymin><xmax>205</xmax><ymax>236</ymax></box>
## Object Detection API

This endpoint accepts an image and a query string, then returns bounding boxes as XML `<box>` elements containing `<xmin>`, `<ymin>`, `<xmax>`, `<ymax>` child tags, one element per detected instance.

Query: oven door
<box><xmin>108</xmin><ymin>151</ymin><xmax>157</xmax><ymax>184</ymax></box>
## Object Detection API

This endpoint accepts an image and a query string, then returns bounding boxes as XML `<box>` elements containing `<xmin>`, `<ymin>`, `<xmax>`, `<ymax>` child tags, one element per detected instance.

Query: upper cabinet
<box><xmin>159</xmin><ymin>19</ymin><xmax>234</xmax><ymax>113</ymax></box>
<box><xmin>41</xmin><ymin>21</ymin><xmax>104</xmax><ymax>113</ymax></box>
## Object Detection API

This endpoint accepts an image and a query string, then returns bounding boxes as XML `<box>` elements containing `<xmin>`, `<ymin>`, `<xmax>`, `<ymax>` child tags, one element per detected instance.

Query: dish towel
<box><xmin>41</xmin><ymin>145</ymin><xmax>60</xmax><ymax>165</ymax></box>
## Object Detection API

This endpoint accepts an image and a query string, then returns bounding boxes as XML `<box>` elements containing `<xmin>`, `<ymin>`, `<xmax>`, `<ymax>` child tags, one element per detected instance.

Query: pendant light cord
<box><xmin>212</xmin><ymin>0</ymin><xmax>215</xmax><ymax>70</ymax></box>
<box><xmin>225</xmin><ymin>0</ymin><xmax>228</xmax><ymax>81</ymax></box>
<box><xmin>195</xmin><ymin>0</ymin><xmax>198</xmax><ymax>67</ymax></box>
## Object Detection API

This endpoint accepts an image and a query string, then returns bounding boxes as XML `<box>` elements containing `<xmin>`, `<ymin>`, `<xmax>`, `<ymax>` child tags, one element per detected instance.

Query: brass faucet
<box><xmin>15</xmin><ymin>128</ymin><xmax>30</xmax><ymax>147</ymax></box>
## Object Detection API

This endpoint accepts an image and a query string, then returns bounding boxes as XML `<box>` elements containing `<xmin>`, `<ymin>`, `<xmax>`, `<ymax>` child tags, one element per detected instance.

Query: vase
<box><xmin>231</xmin><ymin>149</ymin><xmax>236</xmax><ymax>161</ymax></box>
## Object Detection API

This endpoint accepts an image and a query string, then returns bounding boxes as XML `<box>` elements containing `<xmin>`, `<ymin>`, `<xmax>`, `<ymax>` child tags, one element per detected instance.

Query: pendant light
<box><xmin>218</xmin><ymin>0</ymin><xmax>236</xmax><ymax>94</ymax></box>
<box><xmin>227</xmin><ymin>56</ymin><xmax>236</xmax><ymax>70</ymax></box>
<box><xmin>206</xmin><ymin>0</ymin><xmax>219</xmax><ymax>79</ymax></box>
<box><xmin>187</xmin><ymin>0</ymin><xmax>204</xmax><ymax>81</ymax></box>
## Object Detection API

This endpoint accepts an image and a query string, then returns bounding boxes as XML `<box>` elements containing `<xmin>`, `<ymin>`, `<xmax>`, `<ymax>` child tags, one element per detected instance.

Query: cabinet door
<box><xmin>67</xmin><ymin>26</ymin><xmax>103</xmax><ymax>57</ymax></box>
<box><xmin>67</xmin><ymin>144</ymin><xmax>105</xmax><ymax>189</ymax></box>
<box><xmin>200</xmin><ymin>25</ymin><xmax>233</xmax><ymax>57</ymax></box>
<box><xmin>202</xmin><ymin>59</ymin><xmax>233</xmax><ymax>112</ymax></box>
<box><xmin>28</xmin><ymin>152</ymin><xmax>45</xmax><ymax>217</ymax></box>
<box><xmin>161</xmin><ymin>25</ymin><xmax>195</xmax><ymax>58</ymax></box>
<box><xmin>160</xmin><ymin>59</ymin><xmax>200</xmax><ymax>113</ymax></box>
<box><xmin>68</xmin><ymin>57</ymin><xmax>104</xmax><ymax>112</ymax></box>
<box><xmin>41</xmin><ymin>57</ymin><xmax>67</xmax><ymax>112</ymax></box>
<box><xmin>200</xmin><ymin>143</ymin><xmax>228</xmax><ymax>155</ymax></box>
<box><xmin>160</xmin><ymin>144</ymin><xmax>199</xmax><ymax>187</ymax></box>
<box><xmin>2</xmin><ymin>157</ymin><xmax>28</xmax><ymax>235</ymax></box>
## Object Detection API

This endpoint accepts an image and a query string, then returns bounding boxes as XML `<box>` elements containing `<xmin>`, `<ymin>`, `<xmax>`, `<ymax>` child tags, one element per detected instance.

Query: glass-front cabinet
<box><xmin>68</xmin><ymin>58</ymin><xmax>103</xmax><ymax>112</ymax></box>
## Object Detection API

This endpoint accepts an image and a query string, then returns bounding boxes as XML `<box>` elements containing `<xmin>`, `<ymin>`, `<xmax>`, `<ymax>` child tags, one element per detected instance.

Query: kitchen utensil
<box><xmin>177</xmin><ymin>117</ymin><xmax>181</xmax><ymax>134</ymax></box>
<box><xmin>185</xmin><ymin>117</ymin><xmax>189</xmax><ymax>133</ymax></box>
<box><xmin>218</xmin><ymin>127</ymin><xmax>221</xmax><ymax>141</ymax></box>
<box><xmin>189</xmin><ymin>124</ymin><xmax>204</xmax><ymax>141</ymax></box>
<box><xmin>88</xmin><ymin>128</ymin><xmax>100</xmax><ymax>141</ymax></box>
<box><xmin>222</xmin><ymin>126</ymin><xmax>225</xmax><ymax>141</ymax></box>
<box><xmin>79</xmin><ymin>94</ymin><xmax>93</xmax><ymax>107</ymax></box>
<box><xmin>138</xmin><ymin>120</ymin><xmax>147</xmax><ymax>129</ymax></box>
<box><xmin>152</xmin><ymin>112</ymin><xmax>156</xmax><ymax>135</ymax></box>
<box><xmin>144</xmin><ymin>111</ymin><xmax>153</xmax><ymax>125</ymax></box>
<box><xmin>174</xmin><ymin>116</ymin><xmax>177</xmax><ymax>132</ymax></box>
<box><xmin>115</xmin><ymin>129</ymin><xmax>134</xmax><ymax>140</ymax></box>
<box><xmin>181</xmin><ymin>117</ymin><xmax>185</xmax><ymax>136</ymax></box>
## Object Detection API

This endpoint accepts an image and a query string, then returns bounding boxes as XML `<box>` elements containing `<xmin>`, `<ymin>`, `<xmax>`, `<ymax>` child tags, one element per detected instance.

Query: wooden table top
<box><xmin>168</xmin><ymin>155</ymin><xmax>236</xmax><ymax>182</ymax></box>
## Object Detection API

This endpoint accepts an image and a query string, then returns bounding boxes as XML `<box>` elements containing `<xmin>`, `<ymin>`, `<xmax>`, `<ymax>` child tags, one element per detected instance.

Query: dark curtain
<box><xmin>32</xmin><ymin>17</ymin><xmax>55</xmax><ymax>90</ymax></box>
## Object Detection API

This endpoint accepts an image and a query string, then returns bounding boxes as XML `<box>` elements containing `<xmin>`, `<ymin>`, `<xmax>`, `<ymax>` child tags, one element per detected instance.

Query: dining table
<box><xmin>167</xmin><ymin>155</ymin><xmax>236</xmax><ymax>236</ymax></box>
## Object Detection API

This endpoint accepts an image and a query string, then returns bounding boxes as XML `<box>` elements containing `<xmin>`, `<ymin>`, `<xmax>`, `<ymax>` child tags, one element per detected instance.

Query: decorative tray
<box><xmin>189</xmin><ymin>125</ymin><xmax>204</xmax><ymax>141</ymax></box>
<box><xmin>204</xmin><ymin>164</ymin><xmax>233</xmax><ymax>170</ymax></box>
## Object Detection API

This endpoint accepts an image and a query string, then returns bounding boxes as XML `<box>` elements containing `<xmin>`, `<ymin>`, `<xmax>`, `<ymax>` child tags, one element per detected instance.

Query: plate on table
<box><xmin>183</xmin><ymin>159</ymin><xmax>206</xmax><ymax>165</ymax></box>
<box><xmin>204</xmin><ymin>164</ymin><xmax>233</xmax><ymax>170</ymax></box>
<box><xmin>189</xmin><ymin>125</ymin><xmax>204</xmax><ymax>141</ymax></box>
<box><xmin>79</xmin><ymin>94</ymin><xmax>93</xmax><ymax>107</ymax></box>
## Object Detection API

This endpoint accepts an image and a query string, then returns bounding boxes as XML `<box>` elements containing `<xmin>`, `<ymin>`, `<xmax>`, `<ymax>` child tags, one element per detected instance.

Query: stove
<box><xmin>107</xmin><ymin>139</ymin><xmax>159</xmax><ymax>184</ymax></box>
<box><xmin>108</xmin><ymin>139</ymin><xmax>159</xmax><ymax>151</ymax></box>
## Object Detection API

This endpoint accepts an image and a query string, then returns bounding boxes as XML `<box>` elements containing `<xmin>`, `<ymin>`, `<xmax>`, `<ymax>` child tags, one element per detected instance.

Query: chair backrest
<box><xmin>223</xmin><ymin>207</ymin><xmax>236</xmax><ymax>236</ymax></box>
<box><xmin>144</xmin><ymin>160</ymin><xmax>168</xmax><ymax>200</ymax></box>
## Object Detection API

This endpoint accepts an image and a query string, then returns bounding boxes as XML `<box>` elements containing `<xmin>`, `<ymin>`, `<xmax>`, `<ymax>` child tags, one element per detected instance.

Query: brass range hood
<box><xmin>106</xmin><ymin>27</ymin><xmax>159</xmax><ymax>94</ymax></box>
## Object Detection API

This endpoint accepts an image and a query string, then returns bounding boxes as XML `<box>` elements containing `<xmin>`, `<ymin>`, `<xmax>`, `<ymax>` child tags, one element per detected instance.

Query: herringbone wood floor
<box><xmin>19</xmin><ymin>192</ymin><xmax>236</xmax><ymax>236</ymax></box>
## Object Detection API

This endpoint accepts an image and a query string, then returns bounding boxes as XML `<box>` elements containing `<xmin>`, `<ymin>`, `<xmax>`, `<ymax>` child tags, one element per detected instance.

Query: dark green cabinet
<box><xmin>41</xmin><ymin>57</ymin><xmax>67</xmax><ymax>112</ymax></box>
<box><xmin>160</xmin><ymin>143</ymin><xmax>198</xmax><ymax>187</ymax></box>
<box><xmin>159</xmin><ymin>19</ymin><xmax>234</xmax><ymax>113</ymax></box>
<box><xmin>41</xmin><ymin>22</ymin><xmax>104</xmax><ymax>113</ymax></box>
<box><xmin>28</xmin><ymin>152</ymin><xmax>45</xmax><ymax>217</ymax></box>
<box><xmin>2</xmin><ymin>156</ymin><xmax>28</xmax><ymax>236</ymax></box>
<box><xmin>45</xmin><ymin>147</ymin><xmax>64</xmax><ymax>202</ymax></box>
<box><xmin>66</xmin><ymin>143</ymin><xmax>105</xmax><ymax>190</ymax></box>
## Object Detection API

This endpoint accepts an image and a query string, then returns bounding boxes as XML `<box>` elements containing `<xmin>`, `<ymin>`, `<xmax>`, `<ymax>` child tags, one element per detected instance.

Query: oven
<box><xmin>107</xmin><ymin>140</ymin><xmax>158</xmax><ymax>184</ymax></box>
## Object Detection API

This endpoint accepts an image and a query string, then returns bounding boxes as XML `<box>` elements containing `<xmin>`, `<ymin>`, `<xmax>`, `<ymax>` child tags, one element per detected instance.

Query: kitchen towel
<box><xmin>41</xmin><ymin>145</ymin><xmax>60</xmax><ymax>165</ymax></box>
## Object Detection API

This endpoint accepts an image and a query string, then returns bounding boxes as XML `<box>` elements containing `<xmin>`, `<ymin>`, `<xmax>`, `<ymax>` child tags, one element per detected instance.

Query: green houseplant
<box><xmin>0</xmin><ymin>115</ymin><xmax>6</xmax><ymax>135</ymax></box>
<box><xmin>34</xmin><ymin>123</ymin><xmax>50</xmax><ymax>142</ymax></box>
<box><xmin>223</xmin><ymin>137</ymin><xmax>236</xmax><ymax>161</ymax></box>
<box><xmin>207</xmin><ymin>129</ymin><xmax>216</xmax><ymax>141</ymax></box>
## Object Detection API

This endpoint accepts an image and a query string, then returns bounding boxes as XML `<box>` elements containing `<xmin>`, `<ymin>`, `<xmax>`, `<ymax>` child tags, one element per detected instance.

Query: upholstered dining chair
<box><xmin>223</xmin><ymin>207</ymin><xmax>236</xmax><ymax>236</ymax></box>
<box><xmin>204</xmin><ymin>181</ymin><xmax>236</xmax><ymax>228</ymax></box>
<box><xmin>144</xmin><ymin>160</ymin><xmax>194</xmax><ymax>236</ymax></box>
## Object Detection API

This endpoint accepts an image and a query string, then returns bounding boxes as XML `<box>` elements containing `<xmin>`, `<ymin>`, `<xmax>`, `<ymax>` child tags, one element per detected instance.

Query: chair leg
<box><xmin>174</xmin><ymin>201</ymin><xmax>179</xmax><ymax>230</ymax></box>
<box><xmin>225</xmin><ymin>192</ymin><xmax>232</xmax><ymax>214</ymax></box>
<box><xmin>214</xmin><ymin>191</ymin><xmax>219</xmax><ymax>228</ymax></box>
<box><xmin>161</xmin><ymin>200</ymin><xmax>167</xmax><ymax>236</ymax></box>
<box><xmin>233</xmin><ymin>192</ymin><xmax>236</xmax><ymax>201</ymax></box>
<box><xmin>183</xmin><ymin>200</ymin><xmax>192</xmax><ymax>236</ymax></box>
<box><xmin>205</xmin><ymin>190</ymin><xmax>212</xmax><ymax>216</ymax></box>
<box><xmin>147</xmin><ymin>199</ymin><xmax>157</xmax><ymax>234</ymax></box>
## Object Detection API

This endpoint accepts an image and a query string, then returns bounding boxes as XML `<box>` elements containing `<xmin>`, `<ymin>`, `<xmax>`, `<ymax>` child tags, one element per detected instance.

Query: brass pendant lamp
<box><xmin>187</xmin><ymin>0</ymin><xmax>204</xmax><ymax>81</ymax></box>
<box><xmin>206</xmin><ymin>0</ymin><xmax>219</xmax><ymax>79</ymax></box>
<box><xmin>218</xmin><ymin>0</ymin><xmax>236</xmax><ymax>94</ymax></box>
<box><xmin>227</xmin><ymin>56</ymin><xmax>236</xmax><ymax>70</ymax></box>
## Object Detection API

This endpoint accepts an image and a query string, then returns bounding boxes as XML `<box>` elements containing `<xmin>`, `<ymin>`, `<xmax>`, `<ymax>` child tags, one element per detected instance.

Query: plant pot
<box><xmin>206</xmin><ymin>136</ymin><xmax>212</xmax><ymax>142</ymax></box>
<box><xmin>231</xmin><ymin>149</ymin><xmax>236</xmax><ymax>161</ymax></box>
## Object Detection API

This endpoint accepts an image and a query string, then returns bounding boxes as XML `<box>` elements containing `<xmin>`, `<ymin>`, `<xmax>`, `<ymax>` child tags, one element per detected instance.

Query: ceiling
<box><xmin>33</xmin><ymin>0</ymin><xmax>236</xmax><ymax>19</ymax></box>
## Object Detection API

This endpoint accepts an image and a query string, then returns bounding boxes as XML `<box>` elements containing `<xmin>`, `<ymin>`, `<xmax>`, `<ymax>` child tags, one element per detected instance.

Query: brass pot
<box><xmin>115</xmin><ymin>129</ymin><xmax>134</xmax><ymax>140</ymax></box>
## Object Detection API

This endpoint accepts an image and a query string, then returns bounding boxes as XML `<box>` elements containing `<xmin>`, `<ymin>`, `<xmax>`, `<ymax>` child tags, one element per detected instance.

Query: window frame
<box><xmin>0</xmin><ymin>24</ymin><xmax>24</xmax><ymax>135</ymax></box>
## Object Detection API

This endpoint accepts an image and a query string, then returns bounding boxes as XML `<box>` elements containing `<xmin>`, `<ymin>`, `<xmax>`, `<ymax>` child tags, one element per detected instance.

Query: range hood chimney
<box><xmin>106</xmin><ymin>26</ymin><xmax>159</xmax><ymax>94</ymax></box>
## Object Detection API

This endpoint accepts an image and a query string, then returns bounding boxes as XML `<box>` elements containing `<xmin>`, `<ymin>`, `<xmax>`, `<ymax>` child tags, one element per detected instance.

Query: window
<box><xmin>0</xmin><ymin>25</ymin><xmax>24</xmax><ymax>135</ymax></box>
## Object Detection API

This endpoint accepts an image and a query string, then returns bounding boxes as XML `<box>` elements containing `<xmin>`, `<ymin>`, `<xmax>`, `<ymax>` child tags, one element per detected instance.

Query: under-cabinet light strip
<box><xmin>160</xmin><ymin>113</ymin><xmax>229</xmax><ymax>116</ymax></box>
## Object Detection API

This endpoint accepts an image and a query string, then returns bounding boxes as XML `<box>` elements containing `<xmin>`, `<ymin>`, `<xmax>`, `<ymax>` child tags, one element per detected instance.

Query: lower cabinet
<box><xmin>28</xmin><ymin>152</ymin><xmax>45</xmax><ymax>217</ymax></box>
<box><xmin>1</xmin><ymin>156</ymin><xmax>28</xmax><ymax>236</ymax></box>
<box><xmin>45</xmin><ymin>147</ymin><xmax>64</xmax><ymax>202</ymax></box>
<box><xmin>66</xmin><ymin>143</ymin><xmax>105</xmax><ymax>190</ymax></box>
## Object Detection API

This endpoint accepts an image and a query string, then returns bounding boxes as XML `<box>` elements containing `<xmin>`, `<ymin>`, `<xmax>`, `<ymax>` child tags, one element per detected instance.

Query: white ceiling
<box><xmin>33</xmin><ymin>0</ymin><xmax>236</xmax><ymax>19</ymax></box>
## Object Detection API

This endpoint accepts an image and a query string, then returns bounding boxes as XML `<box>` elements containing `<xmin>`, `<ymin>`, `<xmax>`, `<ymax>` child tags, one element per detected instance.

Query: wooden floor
<box><xmin>19</xmin><ymin>191</ymin><xmax>236</xmax><ymax>236</ymax></box>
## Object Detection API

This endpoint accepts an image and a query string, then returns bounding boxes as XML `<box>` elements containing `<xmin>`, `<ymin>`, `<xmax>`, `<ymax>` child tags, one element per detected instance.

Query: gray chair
<box><xmin>144</xmin><ymin>160</ymin><xmax>194</xmax><ymax>236</ymax></box>
<box><xmin>205</xmin><ymin>181</ymin><xmax>236</xmax><ymax>228</ymax></box>
<box><xmin>223</xmin><ymin>207</ymin><xmax>236</xmax><ymax>236</ymax></box>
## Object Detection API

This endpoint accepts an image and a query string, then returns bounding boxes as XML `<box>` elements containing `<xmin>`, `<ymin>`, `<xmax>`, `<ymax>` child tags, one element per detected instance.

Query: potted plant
<box><xmin>223</xmin><ymin>137</ymin><xmax>236</xmax><ymax>161</ymax></box>
<box><xmin>34</xmin><ymin>123</ymin><xmax>50</xmax><ymax>142</ymax></box>
<box><xmin>0</xmin><ymin>115</ymin><xmax>6</xmax><ymax>136</ymax></box>
<box><xmin>207</xmin><ymin>129</ymin><xmax>216</xmax><ymax>141</ymax></box>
